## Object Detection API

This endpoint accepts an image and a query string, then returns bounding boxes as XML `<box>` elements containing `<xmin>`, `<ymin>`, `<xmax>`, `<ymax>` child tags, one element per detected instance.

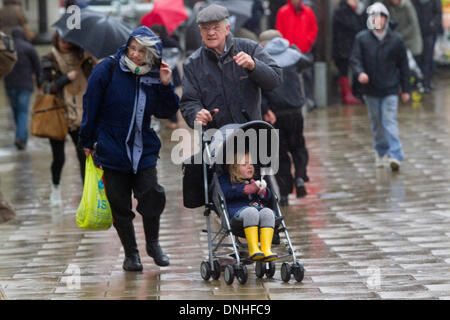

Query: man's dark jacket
<box><xmin>350</xmin><ymin>28</ymin><xmax>410</xmax><ymax>97</ymax></box>
<box><xmin>181</xmin><ymin>34</ymin><xmax>282</xmax><ymax>128</ymax></box>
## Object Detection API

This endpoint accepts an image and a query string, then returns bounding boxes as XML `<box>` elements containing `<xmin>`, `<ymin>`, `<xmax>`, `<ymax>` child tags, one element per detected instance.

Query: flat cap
<box><xmin>196</xmin><ymin>4</ymin><xmax>230</xmax><ymax>24</ymax></box>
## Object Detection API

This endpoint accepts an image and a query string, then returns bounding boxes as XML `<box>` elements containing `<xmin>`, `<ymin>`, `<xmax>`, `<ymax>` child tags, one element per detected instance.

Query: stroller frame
<box><xmin>199</xmin><ymin>123</ymin><xmax>305</xmax><ymax>285</ymax></box>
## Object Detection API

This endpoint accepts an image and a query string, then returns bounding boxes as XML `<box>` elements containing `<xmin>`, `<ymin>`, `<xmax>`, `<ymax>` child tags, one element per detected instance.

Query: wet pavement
<box><xmin>1</xmin><ymin>69</ymin><xmax>450</xmax><ymax>300</ymax></box>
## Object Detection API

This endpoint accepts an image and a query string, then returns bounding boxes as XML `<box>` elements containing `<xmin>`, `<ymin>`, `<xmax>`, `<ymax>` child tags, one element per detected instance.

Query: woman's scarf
<box><xmin>52</xmin><ymin>47</ymin><xmax>88</xmax><ymax>131</ymax></box>
<box><xmin>122</xmin><ymin>54</ymin><xmax>152</xmax><ymax>75</ymax></box>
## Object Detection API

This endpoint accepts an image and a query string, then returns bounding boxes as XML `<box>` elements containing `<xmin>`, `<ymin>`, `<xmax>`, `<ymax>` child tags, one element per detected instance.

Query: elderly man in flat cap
<box><xmin>180</xmin><ymin>4</ymin><xmax>282</xmax><ymax>129</ymax></box>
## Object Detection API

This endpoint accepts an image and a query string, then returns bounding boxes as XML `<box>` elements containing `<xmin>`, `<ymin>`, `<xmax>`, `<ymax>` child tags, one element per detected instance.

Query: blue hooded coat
<box><xmin>80</xmin><ymin>26</ymin><xmax>179</xmax><ymax>173</ymax></box>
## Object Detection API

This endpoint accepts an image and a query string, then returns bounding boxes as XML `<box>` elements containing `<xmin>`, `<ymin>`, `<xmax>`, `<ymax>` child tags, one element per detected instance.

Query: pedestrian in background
<box><xmin>260</xmin><ymin>29</ymin><xmax>310</xmax><ymax>206</ymax></box>
<box><xmin>411</xmin><ymin>0</ymin><xmax>443</xmax><ymax>92</ymax></box>
<box><xmin>383</xmin><ymin>0</ymin><xmax>423</xmax><ymax>58</ymax></box>
<box><xmin>332</xmin><ymin>0</ymin><xmax>366</xmax><ymax>104</ymax></box>
<box><xmin>0</xmin><ymin>0</ymin><xmax>34</xmax><ymax>40</ymax></box>
<box><xmin>40</xmin><ymin>32</ymin><xmax>95</xmax><ymax>205</ymax></box>
<box><xmin>242</xmin><ymin>0</ymin><xmax>265</xmax><ymax>36</ymax></box>
<box><xmin>4</xmin><ymin>27</ymin><xmax>40</xmax><ymax>150</ymax></box>
<box><xmin>268</xmin><ymin>0</ymin><xmax>287</xmax><ymax>29</ymax></box>
<box><xmin>275</xmin><ymin>0</ymin><xmax>318</xmax><ymax>110</ymax></box>
<box><xmin>350</xmin><ymin>2</ymin><xmax>410</xmax><ymax>171</ymax></box>
<box><xmin>80</xmin><ymin>26</ymin><xmax>179</xmax><ymax>271</ymax></box>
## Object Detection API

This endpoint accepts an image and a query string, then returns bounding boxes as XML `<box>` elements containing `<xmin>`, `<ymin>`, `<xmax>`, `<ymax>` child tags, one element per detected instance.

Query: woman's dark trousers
<box><xmin>103</xmin><ymin>166</ymin><xmax>169</xmax><ymax>270</ymax></box>
<box><xmin>49</xmin><ymin>128</ymin><xmax>86</xmax><ymax>185</ymax></box>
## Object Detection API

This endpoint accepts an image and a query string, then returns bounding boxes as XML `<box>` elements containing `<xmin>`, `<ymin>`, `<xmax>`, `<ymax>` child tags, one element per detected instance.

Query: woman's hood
<box><xmin>115</xmin><ymin>26</ymin><xmax>163</xmax><ymax>60</ymax></box>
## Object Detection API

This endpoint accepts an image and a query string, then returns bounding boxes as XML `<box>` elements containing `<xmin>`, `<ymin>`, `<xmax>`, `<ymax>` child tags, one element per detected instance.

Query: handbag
<box><xmin>31</xmin><ymin>84</ymin><xmax>68</xmax><ymax>141</ymax></box>
<box><xmin>182</xmin><ymin>153</ymin><xmax>212</xmax><ymax>209</ymax></box>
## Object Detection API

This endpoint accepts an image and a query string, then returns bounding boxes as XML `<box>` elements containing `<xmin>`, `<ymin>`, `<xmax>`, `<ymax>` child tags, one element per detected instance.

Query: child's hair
<box><xmin>227</xmin><ymin>152</ymin><xmax>252</xmax><ymax>184</ymax></box>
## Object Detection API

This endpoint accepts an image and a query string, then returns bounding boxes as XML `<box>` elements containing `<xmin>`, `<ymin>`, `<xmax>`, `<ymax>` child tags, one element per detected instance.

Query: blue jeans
<box><xmin>364</xmin><ymin>95</ymin><xmax>403</xmax><ymax>161</ymax></box>
<box><xmin>6</xmin><ymin>88</ymin><xmax>32</xmax><ymax>143</ymax></box>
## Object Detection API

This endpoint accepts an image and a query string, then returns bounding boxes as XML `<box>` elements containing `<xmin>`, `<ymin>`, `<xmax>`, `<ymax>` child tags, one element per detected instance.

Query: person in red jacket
<box><xmin>275</xmin><ymin>0</ymin><xmax>318</xmax><ymax>54</ymax></box>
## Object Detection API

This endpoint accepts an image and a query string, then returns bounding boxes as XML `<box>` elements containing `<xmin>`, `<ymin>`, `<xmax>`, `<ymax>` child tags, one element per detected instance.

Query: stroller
<box><xmin>182</xmin><ymin>121</ymin><xmax>305</xmax><ymax>285</ymax></box>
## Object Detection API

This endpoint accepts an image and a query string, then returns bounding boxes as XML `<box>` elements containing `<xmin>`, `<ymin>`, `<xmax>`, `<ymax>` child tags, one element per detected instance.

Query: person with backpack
<box><xmin>79</xmin><ymin>26</ymin><xmax>179</xmax><ymax>272</ymax></box>
<box><xmin>259</xmin><ymin>29</ymin><xmax>311</xmax><ymax>206</ymax></box>
<box><xmin>0</xmin><ymin>0</ymin><xmax>34</xmax><ymax>41</ymax></box>
<box><xmin>4</xmin><ymin>27</ymin><xmax>41</xmax><ymax>150</ymax></box>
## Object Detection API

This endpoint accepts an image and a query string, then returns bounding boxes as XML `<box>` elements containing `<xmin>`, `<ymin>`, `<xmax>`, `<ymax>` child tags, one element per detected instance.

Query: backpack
<box><xmin>0</xmin><ymin>31</ymin><xmax>17</xmax><ymax>77</ymax></box>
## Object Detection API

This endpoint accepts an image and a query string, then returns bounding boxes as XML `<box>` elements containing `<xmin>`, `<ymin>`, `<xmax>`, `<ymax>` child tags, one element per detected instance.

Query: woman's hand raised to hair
<box><xmin>159</xmin><ymin>60</ymin><xmax>172</xmax><ymax>86</ymax></box>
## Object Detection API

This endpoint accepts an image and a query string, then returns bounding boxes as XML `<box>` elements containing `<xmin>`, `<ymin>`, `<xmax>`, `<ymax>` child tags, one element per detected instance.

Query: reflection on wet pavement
<box><xmin>1</xmin><ymin>72</ymin><xmax>450</xmax><ymax>300</ymax></box>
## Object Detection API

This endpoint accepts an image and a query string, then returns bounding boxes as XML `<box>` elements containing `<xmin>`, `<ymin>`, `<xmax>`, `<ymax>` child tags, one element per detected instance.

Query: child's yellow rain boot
<box><xmin>260</xmin><ymin>227</ymin><xmax>278</xmax><ymax>262</ymax></box>
<box><xmin>244</xmin><ymin>226</ymin><xmax>264</xmax><ymax>261</ymax></box>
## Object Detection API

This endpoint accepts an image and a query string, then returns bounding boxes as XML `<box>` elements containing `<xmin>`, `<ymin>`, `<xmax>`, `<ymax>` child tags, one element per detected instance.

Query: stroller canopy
<box><xmin>207</xmin><ymin>121</ymin><xmax>279</xmax><ymax>175</ymax></box>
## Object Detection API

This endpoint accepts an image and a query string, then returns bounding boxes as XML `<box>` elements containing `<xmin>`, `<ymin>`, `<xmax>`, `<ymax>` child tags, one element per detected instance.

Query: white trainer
<box><xmin>389</xmin><ymin>158</ymin><xmax>401</xmax><ymax>171</ymax></box>
<box><xmin>50</xmin><ymin>184</ymin><xmax>62</xmax><ymax>206</ymax></box>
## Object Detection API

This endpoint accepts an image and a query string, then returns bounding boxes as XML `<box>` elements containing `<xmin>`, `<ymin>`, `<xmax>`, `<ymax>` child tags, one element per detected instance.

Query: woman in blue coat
<box><xmin>79</xmin><ymin>26</ymin><xmax>179</xmax><ymax>271</ymax></box>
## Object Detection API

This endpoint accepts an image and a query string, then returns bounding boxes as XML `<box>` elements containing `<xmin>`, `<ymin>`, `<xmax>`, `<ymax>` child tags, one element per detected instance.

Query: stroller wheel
<box><xmin>255</xmin><ymin>261</ymin><xmax>265</xmax><ymax>278</ymax></box>
<box><xmin>200</xmin><ymin>261</ymin><xmax>212</xmax><ymax>281</ymax></box>
<box><xmin>281</xmin><ymin>262</ymin><xmax>291</xmax><ymax>283</ymax></box>
<box><xmin>237</xmin><ymin>265</ymin><xmax>248</xmax><ymax>285</ymax></box>
<box><xmin>266</xmin><ymin>261</ymin><xmax>276</xmax><ymax>278</ymax></box>
<box><xmin>212</xmin><ymin>260</ymin><xmax>221</xmax><ymax>280</ymax></box>
<box><xmin>292</xmin><ymin>262</ymin><xmax>305</xmax><ymax>282</ymax></box>
<box><xmin>224</xmin><ymin>264</ymin><xmax>235</xmax><ymax>285</ymax></box>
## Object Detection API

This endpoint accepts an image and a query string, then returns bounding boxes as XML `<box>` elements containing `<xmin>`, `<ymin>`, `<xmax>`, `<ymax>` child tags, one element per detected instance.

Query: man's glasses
<box><xmin>199</xmin><ymin>24</ymin><xmax>222</xmax><ymax>33</ymax></box>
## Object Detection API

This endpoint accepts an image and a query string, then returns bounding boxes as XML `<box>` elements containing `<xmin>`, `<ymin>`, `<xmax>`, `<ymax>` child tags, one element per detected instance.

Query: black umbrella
<box><xmin>52</xmin><ymin>9</ymin><xmax>132</xmax><ymax>59</ymax></box>
<box><xmin>211</xmin><ymin>0</ymin><xmax>252</xmax><ymax>32</ymax></box>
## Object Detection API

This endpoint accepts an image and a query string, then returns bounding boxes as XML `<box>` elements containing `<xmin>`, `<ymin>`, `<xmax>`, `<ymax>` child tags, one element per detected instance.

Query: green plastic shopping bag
<box><xmin>76</xmin><ymin>155</ymin><xmax>112</xmax><ymax>230</ymax></box>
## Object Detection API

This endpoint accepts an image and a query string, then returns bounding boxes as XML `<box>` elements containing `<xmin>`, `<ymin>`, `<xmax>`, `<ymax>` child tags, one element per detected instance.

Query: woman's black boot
<box><xmin>114</xmin><ymin>222</ymin><xmax>143</xmax><ymax>271</ymax></box>
<box><xmin>143</xmin><ymin>217</ymin><xmax>170</xmax><ymax>266</ymax></box>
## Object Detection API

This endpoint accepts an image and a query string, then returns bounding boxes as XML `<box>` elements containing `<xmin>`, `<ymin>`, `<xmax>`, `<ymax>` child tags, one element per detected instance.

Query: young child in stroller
<box><xmin>219</xmin><ymin>151</ymin><xmax>278</xmax><ymax>262</ymax></box>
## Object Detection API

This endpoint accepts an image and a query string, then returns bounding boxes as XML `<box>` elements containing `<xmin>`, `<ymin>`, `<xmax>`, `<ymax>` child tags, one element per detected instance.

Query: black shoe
<box><xmin>279</xmin><ymin>195</ymin><xmax>289</xmax><ymax>207</ymax></box>
<box><xmin>295</xmin><ymin>178</ymin><xmax>307</xmax><ymax>198</ymax></box>
<box><xmin>146</xmin><ymin>241</ymin><xmax>170</xmax><ymax>266</ymax></box>
<box><xmin>123</xmin><ymin>253</ymin><xmax>143</xmax><ymax>272</ymax></box>
<box><xmin>14</xmin><ymin>139</ymin><xmax>26</xmax><ymax>150</ymax></box>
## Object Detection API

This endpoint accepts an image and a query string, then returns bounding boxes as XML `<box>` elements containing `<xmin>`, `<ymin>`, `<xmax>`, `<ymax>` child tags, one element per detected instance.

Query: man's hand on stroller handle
<box><xmin>195</xmin><ymin>108</ymin><xmax>219</xmax><ymax>126</ymax></box>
